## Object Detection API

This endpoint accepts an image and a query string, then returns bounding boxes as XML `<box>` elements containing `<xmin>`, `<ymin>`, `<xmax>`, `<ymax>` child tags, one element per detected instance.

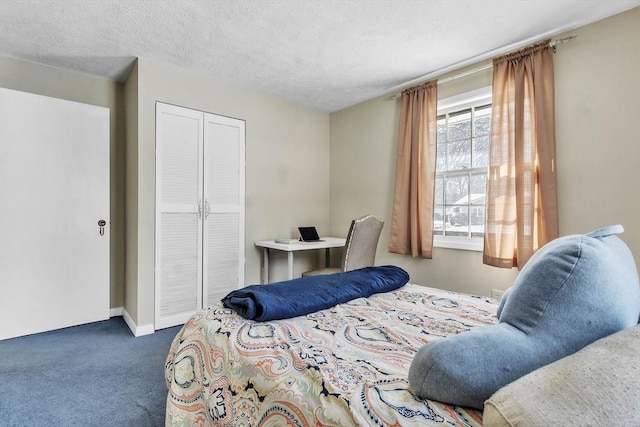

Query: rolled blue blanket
<box><xmin>222</xmin><ymin>265</ymin><xmax>409</xmax><ymax>321</ymax></box>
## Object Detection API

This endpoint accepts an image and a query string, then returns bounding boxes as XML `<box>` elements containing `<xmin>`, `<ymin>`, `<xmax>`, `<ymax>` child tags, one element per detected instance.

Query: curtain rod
<box><xmin>391</xmin><ymin>35</ymin><xmax>577</xmax><ymax>99</ymax></box>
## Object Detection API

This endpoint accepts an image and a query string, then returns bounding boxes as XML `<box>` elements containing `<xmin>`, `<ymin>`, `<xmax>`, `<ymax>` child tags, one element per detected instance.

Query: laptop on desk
<box><xmin>298</xmin><ymin>226</ymin><xmax>324</xmax><ymax>242</ymax></box>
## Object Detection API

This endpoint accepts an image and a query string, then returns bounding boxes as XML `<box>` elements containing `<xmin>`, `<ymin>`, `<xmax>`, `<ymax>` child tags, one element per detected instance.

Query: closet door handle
<box><xmin>205</xmin><ymin>201</ymin><xmax>211</xmax><ymax>219</ymax></box>
<box><xmin>198</xmin><ymin>201</ymin><xmax>202</xmax><ymax>219</ymax></box>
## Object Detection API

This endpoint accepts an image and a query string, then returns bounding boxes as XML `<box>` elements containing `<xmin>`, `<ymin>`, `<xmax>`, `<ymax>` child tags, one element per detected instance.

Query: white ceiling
<box><xmin>1</xmin><ymin>1</ymin><xmax>638</xmax><ymax>112</ymax></box>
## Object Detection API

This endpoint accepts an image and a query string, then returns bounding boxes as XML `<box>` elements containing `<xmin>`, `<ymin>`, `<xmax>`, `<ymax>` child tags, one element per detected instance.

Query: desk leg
<box><xmin>324</xmin><ymin>248</ymin><xmax>331</xmax><ymax>268</ymax></box>
<box><xmin>287</xmin><ymin>252</ymin><xmax>294</xmax><ymax>280</ymax></box>
<box><xmin>262</xmin><ymin>248</ymin><xmax>269</xmax><ymax>284</ymax></box>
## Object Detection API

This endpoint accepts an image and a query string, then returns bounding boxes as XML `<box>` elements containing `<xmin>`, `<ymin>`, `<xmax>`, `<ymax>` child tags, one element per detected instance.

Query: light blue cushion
<box><xmin>408</xmin><ymin>225</ymin><xmax>640</xmax><ymax>409</ymax></box>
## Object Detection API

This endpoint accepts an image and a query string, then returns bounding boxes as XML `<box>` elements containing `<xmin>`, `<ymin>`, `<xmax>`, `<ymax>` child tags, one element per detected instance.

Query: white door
<box><xmin>0</xmin><ymin>88</ymin><xmax>110</xmax><ymax>340</ymax></box>
<box><xmin>203</xmin><ymin>114</ymin><xmax>245</xmax><ymax>307</ymax></box>
<box><xmin>155</xmin><ymin>103</ymin><xmax>204</xmax><ymax>329</ymax></box>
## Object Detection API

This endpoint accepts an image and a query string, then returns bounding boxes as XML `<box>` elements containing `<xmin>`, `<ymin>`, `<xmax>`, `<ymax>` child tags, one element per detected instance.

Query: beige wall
<box><xmin>329</xmin><ymin>7</ymin><xmax>640</xmax><ymax>297</ymax></box>
<box><xmin>123</xmin><ymin>61</ymin><xmax>139</xmax><ymax>321</ymax></box>
<box><xmin>554</xmin><ymin>7</ymin><xmax>640</xmax><ymax>257</ymax></box>
<box><xmin>126</xmin><ymin>58</ymin><xmax>331</xmax><ymax>328</ymax></box>
<box><xmin>0</xmin><ymin>56</ymin><xmax>127</xmax><ymax>310</ymax></box>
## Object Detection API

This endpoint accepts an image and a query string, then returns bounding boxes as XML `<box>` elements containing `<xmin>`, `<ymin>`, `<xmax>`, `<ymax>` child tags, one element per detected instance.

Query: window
<box><xmin>433</xmin><ymin>87</ymin><xmax>491</xmax><ymax>251</ymax></box>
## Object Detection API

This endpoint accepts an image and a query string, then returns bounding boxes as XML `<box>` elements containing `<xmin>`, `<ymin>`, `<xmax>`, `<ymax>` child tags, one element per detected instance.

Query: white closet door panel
<box><xmin>205</xmin><ymin>213</ymin><xmax>241</xmax><ymax>306</ymax></box>
<box><xmin>155</xmin><ymin>103</ymin><xmax>203</xmax><ymax>329</ymax></box>
<box><xmin>156</xmin><ymin>104</ymin><xmax>202</xmax><ymax>207</ymax></box>
<box><xmin>158</xmin><ymin>214</ymin><xmax>200</xmax><ymax>324</ymax></box>
<box><xmin>0</xmin><ymin>88</ymin><xmax>109</xmax><ymax>340</ymax></box>
<box><xmin>203</xmin><ymin>114</ymin><xmax>245</xmax><ymax>307</ymax></box>
<box><xmin>205</xmin><ymin>120</ymin><xmax>241</xmax><ymax>206</ymax></box>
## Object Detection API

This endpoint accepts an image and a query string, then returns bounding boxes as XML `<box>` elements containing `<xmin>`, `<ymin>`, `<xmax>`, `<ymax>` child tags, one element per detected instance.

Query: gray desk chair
<box><xmin>302</xmin><ymin>215</ymin><xmax>384</xmax><ymax>277</ymax></box>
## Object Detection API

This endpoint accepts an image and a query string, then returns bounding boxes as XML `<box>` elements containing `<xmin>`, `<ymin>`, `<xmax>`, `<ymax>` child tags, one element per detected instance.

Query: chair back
<box><xmin>341</xmin><ymin>215</ymin><xmax>384</xmax><ymax>272</ymax></box>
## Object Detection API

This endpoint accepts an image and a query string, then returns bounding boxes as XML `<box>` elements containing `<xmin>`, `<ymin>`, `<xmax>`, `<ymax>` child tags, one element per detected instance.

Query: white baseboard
<box><xmin>114</xmin><ymin>308</ymin><xmax>155</xmax><ymax>337</ymax></box>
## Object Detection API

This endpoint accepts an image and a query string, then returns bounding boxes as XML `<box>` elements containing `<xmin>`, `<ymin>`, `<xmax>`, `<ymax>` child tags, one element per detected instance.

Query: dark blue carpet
<box><xmin>0</xmin><ymin>317</ymin><xmax>181</xmax><ymax>427</ymax></box>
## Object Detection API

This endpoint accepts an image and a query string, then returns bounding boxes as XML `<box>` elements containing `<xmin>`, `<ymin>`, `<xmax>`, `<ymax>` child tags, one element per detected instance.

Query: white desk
<box><xmin>255</xmin><ymin>237</ymin><xmax>346</xmax><ymax>283</ymax></box>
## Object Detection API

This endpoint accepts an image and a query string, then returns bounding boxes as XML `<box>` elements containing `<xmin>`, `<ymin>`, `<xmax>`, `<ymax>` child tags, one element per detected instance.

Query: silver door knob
<box><xmin>98</xmin><ymin>219</ymin><xmax>106</xmax><ymax>235</ymax></box>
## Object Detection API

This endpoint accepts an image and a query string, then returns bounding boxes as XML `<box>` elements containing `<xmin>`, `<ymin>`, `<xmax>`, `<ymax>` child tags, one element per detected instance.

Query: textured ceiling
<box><xmin>1</xmin><ymin>1</ymin><xmax>638</xmax><ymax>112</ymax></box>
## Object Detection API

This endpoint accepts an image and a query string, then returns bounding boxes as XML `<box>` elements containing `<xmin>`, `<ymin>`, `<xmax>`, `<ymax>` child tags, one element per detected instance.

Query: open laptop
<box><xmin>298</xmin><ymin>226</ymin><xmax>324</xmax><ymax>242</ymax></box>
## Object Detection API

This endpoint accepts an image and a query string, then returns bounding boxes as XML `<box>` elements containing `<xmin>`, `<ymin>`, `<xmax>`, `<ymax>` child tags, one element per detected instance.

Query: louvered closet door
<box><xmin>155</xmin><ymin>103</ymin><xmax>203</xmax><ymax>329</ymax></box>
<box><xmin>203</xmin><ymin>114</ymin><xmax>245</xmax><ymax>307</ymax></box>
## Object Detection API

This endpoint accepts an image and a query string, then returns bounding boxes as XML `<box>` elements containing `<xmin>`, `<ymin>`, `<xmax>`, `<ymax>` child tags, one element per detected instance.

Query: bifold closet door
<box><xmin>155</xmin><ymin>103</ymin><xmax>245</xmax><ymax>330</ymax></box>
<box><xmin>203</xmin><ymin>114</ymin><xmax>245</xmax><ymax>307</ymax></box>
<box><xmin>155</xmin><ymin>103</ymin><xmax>203</xmax><ymax>329</ymax></box>
<box><xmin>0</xmin><ymin>88</ymin><xmax>109</xmax><ymax>340</ymax></box>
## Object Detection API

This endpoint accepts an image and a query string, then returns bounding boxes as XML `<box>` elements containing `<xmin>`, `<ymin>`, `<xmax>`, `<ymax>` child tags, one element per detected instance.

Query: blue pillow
<box><xmin>408</xmin><ymin>225</ymin><xmax>640</xmax><ymax>409</ymax></box>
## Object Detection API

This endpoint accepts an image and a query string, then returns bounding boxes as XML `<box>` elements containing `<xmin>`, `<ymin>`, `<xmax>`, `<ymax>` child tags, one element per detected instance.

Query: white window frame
<box><xmin>433</xmin><ymin>86</ymin><xmax>492</xmax><ymax>252</ymax></box>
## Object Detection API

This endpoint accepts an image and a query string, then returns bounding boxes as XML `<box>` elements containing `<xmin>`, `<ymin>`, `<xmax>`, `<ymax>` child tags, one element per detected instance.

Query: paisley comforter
<box><xmin>165</xmin><ymin>284</ymin><xmax>498</xmax><ymax>426</ymax></box>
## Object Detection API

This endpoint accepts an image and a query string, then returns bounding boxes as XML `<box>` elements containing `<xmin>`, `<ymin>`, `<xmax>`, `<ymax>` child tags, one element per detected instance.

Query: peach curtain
<box><xmin>388</xmin><ymin>81</ymin><xmax>438</xmax><ymax>258</ymax></box>
<box><xmin>483</xmin><ymin>40</ymin><xmax>559</xmax><ymax>269</ymax></box>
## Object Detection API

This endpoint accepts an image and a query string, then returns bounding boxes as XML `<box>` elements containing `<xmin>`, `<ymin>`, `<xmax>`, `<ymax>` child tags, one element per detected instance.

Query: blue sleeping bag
<box><xmin>222</xmin><ymin>265</ymin><xmax>409</xmax><ymax>321</ymax></box>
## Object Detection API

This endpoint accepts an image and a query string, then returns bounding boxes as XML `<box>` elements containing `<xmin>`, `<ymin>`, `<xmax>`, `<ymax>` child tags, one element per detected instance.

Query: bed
<box><xmin>165</xmin><ymin>281</ymin><xmax>498</xmax><ymax>426</ymax></box>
